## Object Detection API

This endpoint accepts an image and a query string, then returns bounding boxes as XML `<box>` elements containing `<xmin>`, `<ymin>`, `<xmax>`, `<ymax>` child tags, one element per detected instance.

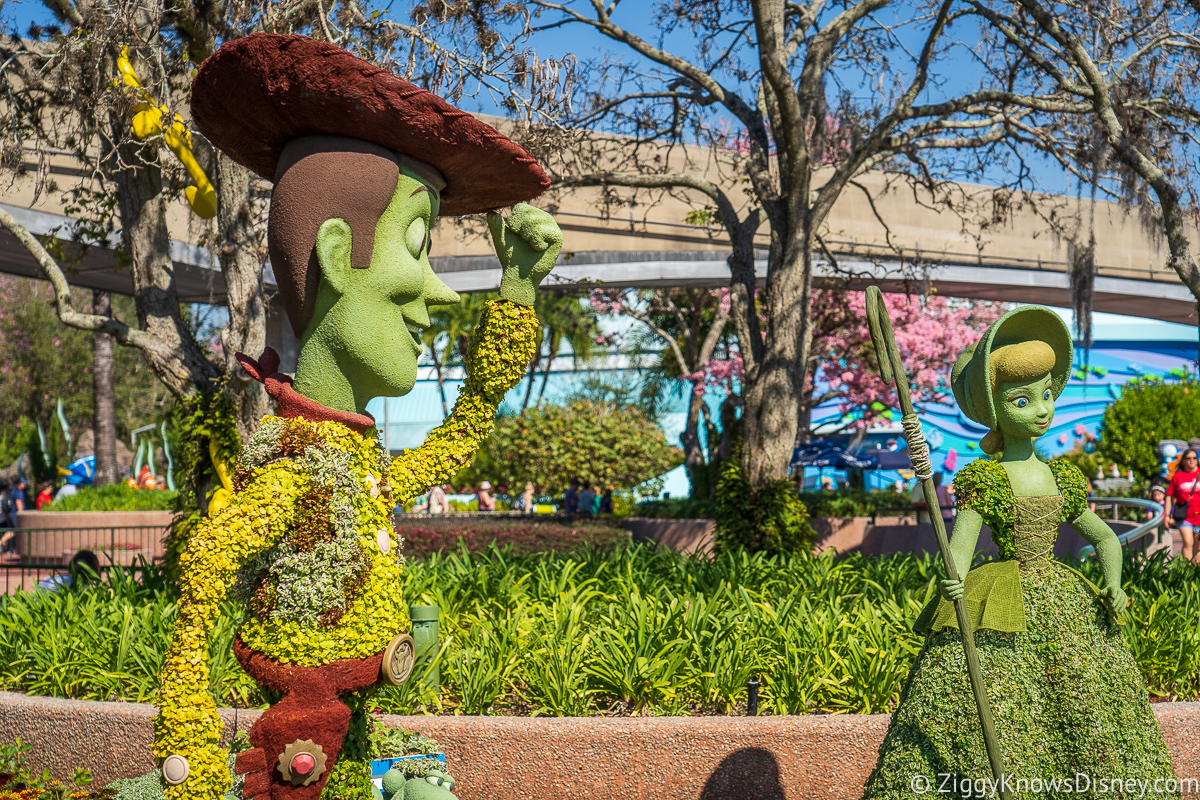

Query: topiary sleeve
<box><xmin>953</xmin><ymin>458</ymin><xmax>1016</xmax><ymax>559</ymax></box>
<box><xmin>389</xmin><ymin>299</ymin><xmax>539</xmax><ymax>502</ymax></box>
<box><xmin>153</xmin><ymin>461</ymin><xmax>310</xmax><ymax>800</ymax></box>
<box><xmin>1049</xmin><ymin>459</ymin><xmax>1090</xmax><ymax>520</ymax></box>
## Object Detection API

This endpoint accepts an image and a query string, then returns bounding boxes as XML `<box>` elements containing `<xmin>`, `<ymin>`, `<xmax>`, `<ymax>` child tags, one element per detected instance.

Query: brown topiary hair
<box><xmin>268</xmin><ymin>135</ymin><xmax>401</xmax><ymax>338</ymax></box>
<box><xmin>980</xmin><ymin>340</ymin><xmax>1057</xmax><ymax>454</ymax></box>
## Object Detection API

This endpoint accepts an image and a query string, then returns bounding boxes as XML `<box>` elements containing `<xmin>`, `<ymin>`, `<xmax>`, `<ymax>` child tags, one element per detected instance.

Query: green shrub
<box><xmin>49</xmin><ymin>484</ymin><xmax>178</xmax><ymax>512</ymax></box>
<box><xmin>1097</xmin><ymin>376</ymin><xmax>1200</xmax><ymax>480</ymax></box>
<box><xmin>630</xmin><ymin>497</ymin><xmax>717</xmax><ymax>519</ymax></box>
<box><xmin>798</xmin><ymin>488</ymin><xmax>912</xmax><ymax>518</ymax></box>
<box><xmin>474</xmin><ymin>399</ymin><xmax>682</xmax><ymax>494</ymax></box>
<box><xmin>712</xmin><ymin>449</ymin><xmax>815</xmax><ymax>555</ymax></box>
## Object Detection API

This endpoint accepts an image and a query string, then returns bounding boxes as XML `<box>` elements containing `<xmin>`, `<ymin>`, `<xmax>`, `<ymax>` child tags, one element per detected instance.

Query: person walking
<box><xmin>0</xmin><ymin>479</ymin><xmax>13</xmax><ymax>555</ymax></box>
<box><xmin>1147</xmin><ymin>484</ymin><xmax>1167</xmax><ymax>522</ymax></box>
<box><xmin>578</xmin><ymin>482</ymin><xmax>597</xmax><ymax>518</ymax></box>
<box><xmin>518</xmin><ymin>482</ymin><xmax>535</xmax><ymax>515</ymax></box>
<box><xmin>34</xmin><ymin>482</ymin><xmax>54</xmax><ymax>510</ymax></box>
<box><xmin>563</xmin><ymin>480</ymin><xmax>579</xmax><ymax>515</ymax></box>
<box><xmin>427</xmin><ymin>483</ymin><xmax>448</xmax><ymax>516</ymax></box>
<box><xmin>1166</xmin><ymin>448</ymin><xmax>1200</xmax><ymax>562</ymax></box>
<box><xmin>599</xmin><ymin>488</ymin><xmax>614</xmax><ymax>515</ymax></box>
<box><xmin>11</xmin><ymin>479</ymin><xmax>28</xmax><ymax>515</ymax></box>
<box><xmin>476</xmin><ymin>480</ymin><xmax>496</xmax><ymax>512</ymax></box>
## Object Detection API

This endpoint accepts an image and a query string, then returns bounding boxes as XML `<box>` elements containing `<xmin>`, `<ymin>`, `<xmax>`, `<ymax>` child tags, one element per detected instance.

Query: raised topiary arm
<box><xmin>389</xmin><ymin>299</ymin><xmax>539</xmax><ymax>501</ymax></box>
<box><xmin>389</xmin><ymin>205</ymin><xmax>559</xmax><ymax>501</ymax></box>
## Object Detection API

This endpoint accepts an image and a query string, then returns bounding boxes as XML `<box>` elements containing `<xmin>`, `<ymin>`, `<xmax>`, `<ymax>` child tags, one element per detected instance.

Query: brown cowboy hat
<box><xmin>190</xmin><ymin>34</ymin><xmax>549</xmax><ymax>216</ymax></box>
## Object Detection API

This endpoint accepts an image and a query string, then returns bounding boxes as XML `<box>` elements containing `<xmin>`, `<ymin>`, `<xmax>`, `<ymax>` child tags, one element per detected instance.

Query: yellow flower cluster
<box><xmin>391</xmin><ymin>300</ymin><xmax>538</xmax><ymax>501</ymax></box>
<box><xmin>154</xmin><ymin>299</ymin><xmax>536</xmax><ymax>800</ymax></box>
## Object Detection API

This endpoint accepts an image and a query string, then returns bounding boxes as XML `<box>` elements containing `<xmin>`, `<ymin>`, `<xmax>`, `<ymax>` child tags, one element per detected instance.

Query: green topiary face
<box><xmin>994</xmin><ymin>372</ymin><xmax>1055</xmax><ymax>447</ymax></box>
<box><xmin>294</xmin><ymin>165</ymin><xmax>459</xmax><ymax>414</ymax></box>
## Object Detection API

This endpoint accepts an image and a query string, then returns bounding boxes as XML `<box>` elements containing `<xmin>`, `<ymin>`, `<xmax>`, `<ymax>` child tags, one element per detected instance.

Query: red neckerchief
<box><xmin>236</xmin><ymin>347</ymin><xmax>376</xmax><ymax>435</ymax></box>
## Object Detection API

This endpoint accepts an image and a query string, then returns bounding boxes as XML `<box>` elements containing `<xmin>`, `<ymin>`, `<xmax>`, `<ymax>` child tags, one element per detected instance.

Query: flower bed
<box><xmin>393</xmin><ymin>517</ymin><xmax>629</xmax><ymax>558</ymax></box>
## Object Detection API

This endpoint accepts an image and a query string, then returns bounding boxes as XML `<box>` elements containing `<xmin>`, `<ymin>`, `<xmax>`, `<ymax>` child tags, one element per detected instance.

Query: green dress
<box><xmin>862</xmin><ymin>461</ymin><xmax>1178</xmax><ymax>800</ymax></box>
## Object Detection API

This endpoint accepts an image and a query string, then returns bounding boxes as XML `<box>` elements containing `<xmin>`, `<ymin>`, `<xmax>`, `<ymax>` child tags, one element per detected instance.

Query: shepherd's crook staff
<box><xmin>864</xmin><ymin>286</ymin><xmax>1012</xmax><ymax>800</ymax></box>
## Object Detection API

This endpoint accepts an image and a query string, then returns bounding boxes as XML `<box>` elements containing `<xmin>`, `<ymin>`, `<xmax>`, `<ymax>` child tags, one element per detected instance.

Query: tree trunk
<box><xmin>740</xmin><ymin>231</ymin><xmax>810</xmax><ymax>486</ymax></box>
<box><xmin>213</xmin><ymin>154</ymin><xmax>269</xmax><ymax>441</ymax></box>
<box><xmin>432</xmin><ymin>351</ymin><xmax>449</xmax><ymax>417</ymax></box>
<box><xmin>535</xmin><ymin>342</ymin><xmax>555</xmax><ymax>407</ymax></box>
<box><xmin>681</xmin><ymin>389</ymin><xmax>709</xmax><ymax>496</ymax></box>
<box><xmin>91</xmin><ymin>290</ymin><xmax>118</xmax><ymax>487</ymax></box>
<box><xmin>520</xmin><ymin>347</ymin><xmax>540</xmax><ymax>412</ymax></box>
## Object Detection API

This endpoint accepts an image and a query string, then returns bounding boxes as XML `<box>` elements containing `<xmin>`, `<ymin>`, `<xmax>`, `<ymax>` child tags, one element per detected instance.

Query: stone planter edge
<box><xmin>2</xmin><ymin>692</ymin><xmax>1196</xmax><ymax>799</ymax></box>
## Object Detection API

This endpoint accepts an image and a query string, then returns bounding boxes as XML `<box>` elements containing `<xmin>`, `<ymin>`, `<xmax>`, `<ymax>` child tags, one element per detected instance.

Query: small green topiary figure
<box><xmin>381</xmin><ymin>768</ymin><xmax>456</xmax><ymax>800</ymax></box>
<box><xmin>861</xmin><ymin>306</ymin><xmax>1178</xmax><ymax>800</ymax></box>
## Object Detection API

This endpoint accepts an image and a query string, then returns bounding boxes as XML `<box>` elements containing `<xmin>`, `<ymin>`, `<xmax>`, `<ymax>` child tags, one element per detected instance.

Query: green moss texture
<box><xmin>862</xmin><ymin>562</ymin><xmax>1178</xmax><ymax>799</ymax></box>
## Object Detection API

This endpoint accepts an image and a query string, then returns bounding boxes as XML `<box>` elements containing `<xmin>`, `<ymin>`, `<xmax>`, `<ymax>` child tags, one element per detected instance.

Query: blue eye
<box><xmin>1015</xmin><ymin>397</ymin><xmax>1028</xmax><ymax>408</ymax></box>
<box><xmin>1043</xmin><ymin>389</ymin><xmax>1051</xmax><ymax>400</ymax></box>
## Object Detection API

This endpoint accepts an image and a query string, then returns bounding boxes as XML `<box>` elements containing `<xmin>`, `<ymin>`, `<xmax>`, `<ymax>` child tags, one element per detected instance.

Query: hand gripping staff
<box><xmin>864</xmin><ymin>286</ymin><xmax>1012</xmax><ymax>800</ymax></box>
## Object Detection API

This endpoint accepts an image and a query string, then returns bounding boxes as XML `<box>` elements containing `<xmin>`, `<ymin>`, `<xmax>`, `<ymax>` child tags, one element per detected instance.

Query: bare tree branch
<box><xmin>0</xmin><ymin>206</ymin><xmax>157</xmax><ymax>349</ymax></box>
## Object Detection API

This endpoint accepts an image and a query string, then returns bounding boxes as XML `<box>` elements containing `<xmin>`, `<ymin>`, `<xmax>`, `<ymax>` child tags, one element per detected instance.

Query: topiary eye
<box><xmin>1015</xmin><ymin>397</ymin><xmax>1028</xmax><ymax>408</ymax></box>
<box><xmin>406</xmin><ymin>217</ymin><xmax>427</xmax><ymax>259</ymax></box>
<box><xmin>1043</xmin><ymin>389</ymin><xmax>1051</xmax><ymax>400</ymax></box>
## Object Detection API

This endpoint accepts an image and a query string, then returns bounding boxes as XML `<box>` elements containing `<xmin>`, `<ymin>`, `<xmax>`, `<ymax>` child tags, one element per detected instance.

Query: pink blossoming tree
<box><xmin>598</xmin><ymin>286</ymin><xmax>1005</xmax><ymax>495</ymax></box>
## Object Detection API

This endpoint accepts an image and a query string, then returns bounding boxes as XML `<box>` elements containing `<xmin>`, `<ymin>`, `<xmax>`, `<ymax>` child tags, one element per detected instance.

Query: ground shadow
<box><xmin>698</xmin><ymin>747</ymin><xmax>785</xmax><ymax>800</ymax></box>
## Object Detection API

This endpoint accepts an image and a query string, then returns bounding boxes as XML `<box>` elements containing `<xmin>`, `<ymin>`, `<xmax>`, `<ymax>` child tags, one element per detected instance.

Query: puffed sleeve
<box><xmin>1049</xmin><ymin>459</ymin><xmax>1090</xmax><ymax>520</ymax></box>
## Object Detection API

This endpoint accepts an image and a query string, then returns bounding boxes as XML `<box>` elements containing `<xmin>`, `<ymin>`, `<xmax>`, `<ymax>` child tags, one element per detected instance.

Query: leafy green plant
<box><xmin>630</xmin><ymin>497</ymin><xmax>717</xmax><ymax>519</ymax></box>
<box><xmin>713</xmin><ymin>446</ymin><xmax>815</xmax><ymax>555</ymax></box>
<box><xmin>474</xmin><ymin>399</ymin><xmax>682</xmax><ymax>494</ymax></box>
<box><xmin>367</xmin><ymin>717</ymin><xmax>440</xmax><ymax>758</ymax></box>
<box><xmin>797</xmin><ymin>488</ymin><xmax>912</xmax><ymax>519</ymax></box>
<box><xmin>0</xmin><ymin>543</ymin><xmax>1196</xmax><ymax>718</ymax></box>
<box><xmin>49</xmin><ymin>484</ymin><xmax>178</xmax><ymax>512</ymax></box>
<box><xmin>1096</xmin><ymin>375</ymin><xmax>1200</xmax><ymax>480</ymax></box>
<box><xmin>0</xmin><ymin>736</ymin><xmax>106</xmax><ymax>800</ymax></box>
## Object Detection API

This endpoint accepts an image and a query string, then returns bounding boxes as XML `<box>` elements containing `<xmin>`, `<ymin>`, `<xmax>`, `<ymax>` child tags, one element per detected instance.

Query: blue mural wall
<box><xmin>803</xmin><ymin>306</ymin><xmax>1199</xmax><ymax>490</ymax></box>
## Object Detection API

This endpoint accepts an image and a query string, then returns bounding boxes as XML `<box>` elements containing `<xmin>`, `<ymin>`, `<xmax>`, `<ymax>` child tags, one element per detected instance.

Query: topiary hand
<box><xmin>938</xmin><ymin>578</ymin><xmax>965</xmax><ymax>601</ymax></box>
<box><xmin>488</xmin><ymin>203</ymin><xmax>561</xmax><ymax>307</ymax></box>
<box><xmin>1100</xmin><ymin>584</ymin><xmax>1129</xmax><ymax>624</ymax></box>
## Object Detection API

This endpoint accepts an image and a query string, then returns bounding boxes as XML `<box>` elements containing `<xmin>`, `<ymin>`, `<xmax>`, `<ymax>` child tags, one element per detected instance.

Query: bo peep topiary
<box><xmin>152</xmin><ymin>34</ymin><xmax>561</xmax><ymax>800</ymax></box>
<box><xmin>861</xmin><ymin>305</ymin><xmax>1178</xmax><ymax>800</ymax></box>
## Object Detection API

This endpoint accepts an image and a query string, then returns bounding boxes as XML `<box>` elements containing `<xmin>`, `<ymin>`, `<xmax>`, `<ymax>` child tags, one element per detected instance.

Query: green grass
<box><xmin>0</xmin><ymin>547</ymin><xmax>1195</xmax><ymax>716</ymax></box>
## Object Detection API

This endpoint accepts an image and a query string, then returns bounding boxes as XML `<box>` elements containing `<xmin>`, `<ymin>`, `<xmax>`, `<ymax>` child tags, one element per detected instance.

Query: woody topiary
<box><xmin>152</xmin><ymin>34</ymin><xmax>560</xmax><ymax>800</ymax></box>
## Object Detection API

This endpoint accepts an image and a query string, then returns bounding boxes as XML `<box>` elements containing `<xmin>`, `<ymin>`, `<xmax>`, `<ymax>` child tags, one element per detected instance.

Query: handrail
<box><xmin>1077</xmin><ymin>497</ymin><xmax>1164</xmax><ymax>557</ymax></box>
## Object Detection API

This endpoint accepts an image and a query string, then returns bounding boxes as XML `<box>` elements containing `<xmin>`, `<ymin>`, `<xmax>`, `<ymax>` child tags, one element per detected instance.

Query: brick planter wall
<box><xmin>1</xmin><ymin>692</ymin><xmax>1196</xmax><ymax>799</ymax></box>
<box><xmin>13</xmin><ymin>511</ymin><xmax>172</xmax><ymax>564</ymax></box>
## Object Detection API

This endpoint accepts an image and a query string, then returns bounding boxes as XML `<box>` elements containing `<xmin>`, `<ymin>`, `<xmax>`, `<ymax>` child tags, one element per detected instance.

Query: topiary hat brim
<box><xmin>951</xmin><ymin>305</ymin><xmax>1074</xmax><ymax>430</ymax></box>
<box><xmin>190</xmin><ymin>34</ymin><xmax>550</xmax><ymax>217</ymax></box>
